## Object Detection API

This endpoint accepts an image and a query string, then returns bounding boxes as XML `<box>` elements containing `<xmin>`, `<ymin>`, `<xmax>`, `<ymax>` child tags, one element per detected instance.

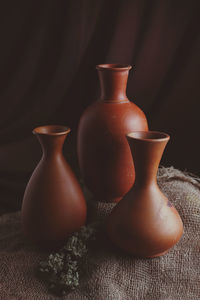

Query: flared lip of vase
<box><xmin>96</xmin><ymin>64</ymin><xmax>132</xmax><ymax>71</ymax></box>
<box><xmin>126</xmin><ymin>131</ymin><xmax>170</xmax><ymax>142</ymax></box>
<box><xmin>33</xmin><ymin>125</ymin><xmax>71</xmax><ymax>136</ymax></box>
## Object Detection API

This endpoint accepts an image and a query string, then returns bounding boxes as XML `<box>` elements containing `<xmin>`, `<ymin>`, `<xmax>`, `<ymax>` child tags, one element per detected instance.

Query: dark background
<box><xmin>0</xmin><ymin>0</ymin><xmax>199</xmax><ymax>213</ymax></box>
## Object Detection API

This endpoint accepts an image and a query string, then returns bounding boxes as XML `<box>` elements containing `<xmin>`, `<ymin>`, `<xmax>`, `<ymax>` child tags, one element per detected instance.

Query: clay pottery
<box><xmin>21</xmin><ymin>125</ymin><xmax>87</xmax><ymax>248</ymax></box>
<box><xmin>107</xmin><ymin>131</ymin><xmax>183</xmax><ymax>258</ymax></box>
<box><xmin>77</xmin><ymin>64</ymin><xmax>148</xmax><ymax>203</ymax></box>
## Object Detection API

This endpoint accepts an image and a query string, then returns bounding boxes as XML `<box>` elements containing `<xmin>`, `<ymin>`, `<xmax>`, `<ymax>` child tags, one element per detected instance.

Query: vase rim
<box><xmin>126</xmin><ymin>131</ymin><xmax>170</xmax><ymax>142</ymax></box>
<box><xmin>33</xmin><ymin>125</ymin><xmax>71</xmax><ymax>136</ymax></box>
<box><xmin>96</xmin><ymin>64</ymin><xmax>132</xmax><ymax>71</ymax></box>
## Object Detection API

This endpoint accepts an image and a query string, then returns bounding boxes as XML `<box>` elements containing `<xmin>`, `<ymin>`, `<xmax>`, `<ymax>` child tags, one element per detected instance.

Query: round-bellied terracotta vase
<box><xmin>77</xmin><ymin>64</ymin><xmax>148</xmax><ymax>203</ymax></box>
<box><xmin>107</xmin><ymin>131</ymin><xmax>183</xmax><ymax>258</ymax></box>
<box><xmin>21</xmin><ymin>125</ymin><xmax>87</xmax><ymax>248</ymax></box>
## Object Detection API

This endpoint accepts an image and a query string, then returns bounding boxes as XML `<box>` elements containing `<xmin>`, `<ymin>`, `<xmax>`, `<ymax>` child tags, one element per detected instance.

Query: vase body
<box><xmin>77</xmin><ymin>64</ymin><xmax>148</xmax><ymax>203</ymax></box>
<box><xmin>107</xmin><ymin>131</ymin><xmax>183</xmax><ymax>258</ymax></box>
<box><xmin>21</xmin><ymin>125</ymin><xmax>87</xmax><ymax>248</ymax></box>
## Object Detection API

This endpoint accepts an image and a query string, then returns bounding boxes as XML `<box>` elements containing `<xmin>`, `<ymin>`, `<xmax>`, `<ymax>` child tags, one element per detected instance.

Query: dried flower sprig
<box><xmin>39</xmin><ymin>223</ymin><xmax>98</xmax><ymax>296</ymax></box>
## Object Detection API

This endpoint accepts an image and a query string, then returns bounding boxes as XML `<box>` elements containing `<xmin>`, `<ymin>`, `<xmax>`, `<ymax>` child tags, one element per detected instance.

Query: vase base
<box><xmin>133</xmin><ymin>249</ymin><xmax>169</xmax><ymax>259</ymax></box>
<box><xmin>96</xmin><ymin>196</ymin><xmax>122</xmax><ymax>203</ymax></box>
<box><xmin>146</xmin><ymin>250</ymin><xmax>169</xmax><ymax>258</ymax></box>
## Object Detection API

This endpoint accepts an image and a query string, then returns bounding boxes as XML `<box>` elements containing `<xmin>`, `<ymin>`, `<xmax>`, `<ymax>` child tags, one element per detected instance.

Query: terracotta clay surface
<box><xmin>21</xmin><ymin>125</ymin><xmax>87</xmax><ymax>248</ymax></box>
<box><xmin>107</xmin><ymin>131</ymin><xmax>183</xmax><ymax>258</ymax></box>
<box><xmin>77</xmin><ymin>64</ymin><xmax>148</xmax><ymax>203</ymax></box>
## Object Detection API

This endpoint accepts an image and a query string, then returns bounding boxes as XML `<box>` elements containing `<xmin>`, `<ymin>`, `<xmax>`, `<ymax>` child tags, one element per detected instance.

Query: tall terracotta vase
<box><xmin>107</xmin><ymin>131</ymin><xmax>183</xmax><ymax>258</ymax></box>
<box><xmin>21</xmin><ymin>125</ymin><xmax>87</xmax><ymax>248</ymax></box>
<box><xmin>77</xmin><ymin>64</ymin><xmax>148</xmax><ymax>203</ymax></box>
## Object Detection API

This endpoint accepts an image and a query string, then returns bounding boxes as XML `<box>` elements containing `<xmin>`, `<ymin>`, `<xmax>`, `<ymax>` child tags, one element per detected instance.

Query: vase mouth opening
<box><xmin>127</xmin><ymin>131</ymin><xmax>170</xmax><ymax>142</ymax></box>
<box><xmin>33</xmin><ymin>125</ymin><xmax>71</xmax><ymax>136</ymax></box>
<box><xmin>96</xmin><ymin>64</ymin><xmax>132</xmax><ymax>71</ymax></box>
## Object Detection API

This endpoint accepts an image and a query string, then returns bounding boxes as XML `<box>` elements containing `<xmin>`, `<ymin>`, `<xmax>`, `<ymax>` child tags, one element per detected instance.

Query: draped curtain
<box><xmin>0</xmin><ymin>0</ymin><xmax>199</xmax><ymax>212</ymax></box>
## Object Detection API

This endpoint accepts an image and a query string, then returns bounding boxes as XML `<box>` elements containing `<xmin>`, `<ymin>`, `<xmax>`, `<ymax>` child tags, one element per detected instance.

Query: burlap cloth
<box><xmin>0</xmin><ymin>167</ymin><xmax>200</xmax><ymax>300</ymax></box>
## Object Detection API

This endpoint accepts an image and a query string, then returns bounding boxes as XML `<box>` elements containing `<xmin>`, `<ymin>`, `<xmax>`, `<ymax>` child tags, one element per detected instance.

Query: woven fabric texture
<box><xmin>0</xmin><ymin>167</ymin><xmax>200</xmax><ymax>300</ymax></box>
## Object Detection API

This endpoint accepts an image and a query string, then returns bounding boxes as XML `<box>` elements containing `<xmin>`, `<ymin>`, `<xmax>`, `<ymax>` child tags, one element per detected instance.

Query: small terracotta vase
<box><xmin>77</xmin><ymin>64</ymin><xmax>148</xmax><ymax>203</ymax></box>
<box><xmin>107</xmin><ymin>131</ymin><xmax>183</xmax><ymax>258</ymax></box>
<box><xmin>21</xmin><ymin>125</ymin><xmax>87</xmax><ymax>248</ymax></box>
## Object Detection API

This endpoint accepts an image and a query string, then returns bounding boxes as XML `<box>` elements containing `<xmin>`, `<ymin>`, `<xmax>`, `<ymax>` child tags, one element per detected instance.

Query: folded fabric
<box><xmin>0</xmin><ymin>167</ymin><xmax>200</xmax><ymax>300</ymax></box>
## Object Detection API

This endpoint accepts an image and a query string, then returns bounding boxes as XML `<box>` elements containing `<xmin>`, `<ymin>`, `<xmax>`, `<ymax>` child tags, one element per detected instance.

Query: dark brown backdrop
<box><xmin>0</xmin><ymin>0</ymin><xmax>200</xmax><ymax>212</ymax></box>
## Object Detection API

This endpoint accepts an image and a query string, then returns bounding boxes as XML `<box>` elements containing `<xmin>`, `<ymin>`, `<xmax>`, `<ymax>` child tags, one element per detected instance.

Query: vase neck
<box><xmin>127</xmin><ymin>132</ymin><xmax>169</xmax><ymax>186</ymax></box>
<box><xmin>36</xmin><ymin>135</ymin><xmax>67</xmax><ymax>158</ymax></box>
<box><xmin>33</xmin><ymin>125</ymin><xmax>70</xmax><ymax>159</ymax></box>
<box><xmin>96</xmin><ymin>64</ymin><xmax>131</xmax><ymax>103</ymax></box>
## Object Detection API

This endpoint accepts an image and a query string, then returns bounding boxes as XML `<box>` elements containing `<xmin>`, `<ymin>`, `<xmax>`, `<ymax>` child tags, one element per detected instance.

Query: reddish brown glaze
<box><xmin>107</xmin><ymin>131</ymin><xmax>183</xmax><ymax>258</ymax></box>
<box><xmin>21</xmin><ymin>125</ymin><xmax>87</xmax><ymax>248</ymax></box>
<box><xmin>77</xmin><ymin>64</ymin><xmax>148</xmax><ymax>203</ymax></box>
